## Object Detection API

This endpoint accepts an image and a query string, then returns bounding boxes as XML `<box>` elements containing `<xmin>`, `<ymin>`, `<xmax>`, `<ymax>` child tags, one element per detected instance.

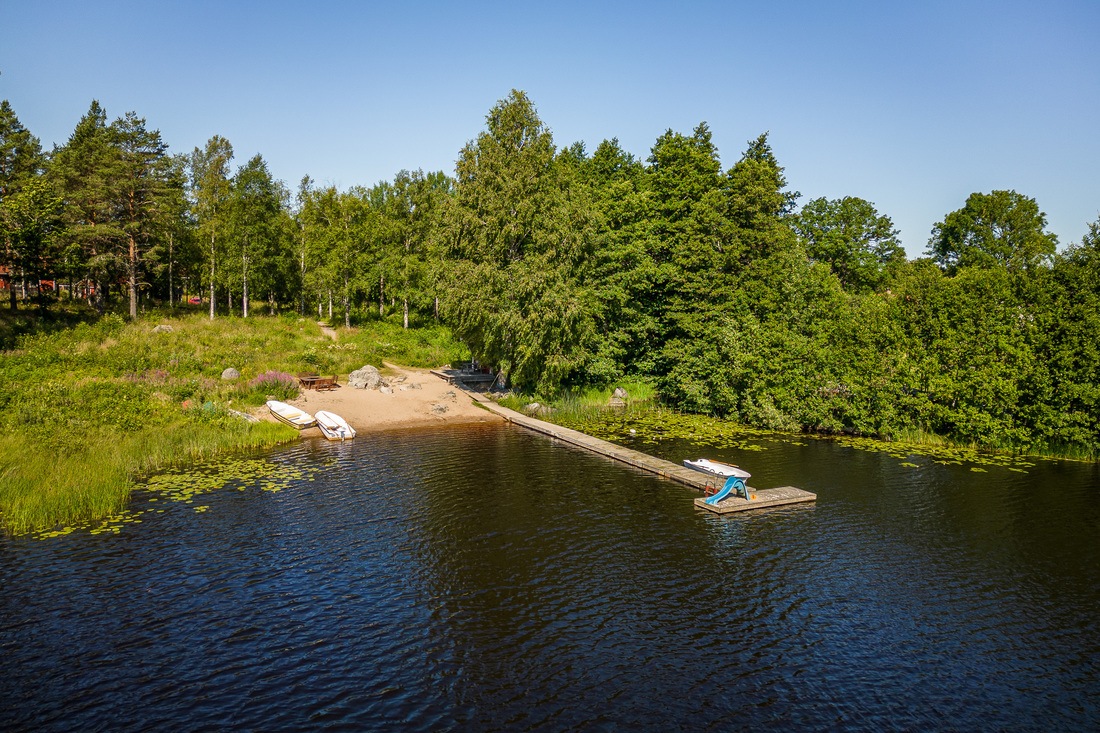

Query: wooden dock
<box><xmin>692</xmin><ymin>486</ymin><xmax>816</xmax><ymax>514</ymax></box>
<box><xmin>466</xmin><ymin>394</ymin><xmax>816</xmax><ymax>513</ymax></box>
<box><xmin>429</xmin><ymin>368</ymin><xmax>499</xmax><ymax>389</ymax></box>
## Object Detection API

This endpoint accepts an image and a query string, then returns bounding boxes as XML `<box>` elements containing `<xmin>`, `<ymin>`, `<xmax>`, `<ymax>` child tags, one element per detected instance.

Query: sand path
<box><xmin>268</xmin><ymin>364</ymin><xmax>504</xmax><ymax>436</ymax></box>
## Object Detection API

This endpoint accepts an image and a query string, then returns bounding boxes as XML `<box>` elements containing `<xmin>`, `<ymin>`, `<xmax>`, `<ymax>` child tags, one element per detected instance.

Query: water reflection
<box><xmin>1</xmin><ymin>425</ymin><xmax>1096</xmax><ymax>731</ymax></box>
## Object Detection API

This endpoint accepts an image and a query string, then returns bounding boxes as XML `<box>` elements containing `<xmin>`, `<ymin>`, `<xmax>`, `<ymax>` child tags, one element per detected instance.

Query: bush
<box><xmin>244</xmin><ymin>370</ymin><xmax>298</xmax><ymax>402</ymax></box>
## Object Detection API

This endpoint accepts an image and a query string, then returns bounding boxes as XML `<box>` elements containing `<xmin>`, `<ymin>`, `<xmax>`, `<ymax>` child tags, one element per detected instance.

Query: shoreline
<box><xmin>264</xmin><ymin>364</ymin><xmax>505</xmax><ymax>436</ymax></box>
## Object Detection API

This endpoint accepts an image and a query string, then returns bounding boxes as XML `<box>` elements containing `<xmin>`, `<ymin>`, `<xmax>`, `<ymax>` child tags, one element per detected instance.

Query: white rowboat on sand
<box><xmin>315</xmin><ymin>410</ymin><xmax>356</xmax><ymax>441</ymax></box>
<box><xmin>267</xmin><ymin>400</ymin><xmax>317</xmax><ymax>429</ymax></box>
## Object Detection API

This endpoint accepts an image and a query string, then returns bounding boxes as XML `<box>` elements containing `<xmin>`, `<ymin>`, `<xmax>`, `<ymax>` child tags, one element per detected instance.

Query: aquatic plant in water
<box><xmin>30</xmin><ymin>455</ymin><xmax>328</xmax><ymax>540</ymax></box>
<box><xmin>549</xmin><ymin>404</ymin><xmax>1043</xmax><ymax>474</ymax></box>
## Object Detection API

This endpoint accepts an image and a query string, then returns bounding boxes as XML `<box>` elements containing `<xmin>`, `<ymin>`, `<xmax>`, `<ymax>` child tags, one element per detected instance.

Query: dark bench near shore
<box><xmin>297</xmin><ymin>373</ymin><xmax>339</xmax><ymax>391</ymax></box>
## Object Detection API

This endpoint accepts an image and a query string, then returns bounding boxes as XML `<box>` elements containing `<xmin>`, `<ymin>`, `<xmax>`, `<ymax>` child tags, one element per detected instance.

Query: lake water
<box><xmin>1</xmin><ymin>425</ymin><xmax>1097</xmax><ymax>731</ymax></box>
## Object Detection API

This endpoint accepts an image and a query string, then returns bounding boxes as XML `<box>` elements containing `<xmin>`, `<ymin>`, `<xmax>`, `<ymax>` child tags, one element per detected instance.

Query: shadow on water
<box><xmin>1</xmin><ymin>424</ymin><xmax>1097</xmax><ymax>731</ymax></box>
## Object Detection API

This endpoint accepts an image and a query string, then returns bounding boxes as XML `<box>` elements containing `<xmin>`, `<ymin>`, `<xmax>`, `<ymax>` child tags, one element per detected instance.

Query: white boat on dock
<box><xmin>267</xmin><ymin>400</ymin><xmax>317</xmax><ymax>429</ymax></box>
<box><xmin>315</xmin><ymin>410</ymin><xmax>356</xmax><ymax>441</ymax></box>
<box><xmin>683</xmin><ymin>458</ymin><xmax>752</xmax><ymax>504</ymax></box>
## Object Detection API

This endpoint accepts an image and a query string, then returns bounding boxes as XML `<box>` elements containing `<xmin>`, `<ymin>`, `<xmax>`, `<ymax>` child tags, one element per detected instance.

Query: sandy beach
<box><xmin>267</xmin><ymin>364</ymin><xmax>504</xmax><ymax>436</ymax></box>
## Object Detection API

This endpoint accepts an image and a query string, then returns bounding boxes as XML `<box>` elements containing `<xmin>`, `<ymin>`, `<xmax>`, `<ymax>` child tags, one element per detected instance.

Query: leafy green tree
<box><xmin>229</xmin><ymin>154</ymin><xmax>286</xmax><ymax>317</ymax></box>
<box><xmin>190</xmin><ymin>135</ymin><xmax>234</xmax><ymax>318</ymax></box>
<box><xmin>48</xmin><ymin>100</ymin><xmax>124</xmax><ymax>311</ymax></box>
<box><xmin>440</xmin><ymin>90</ymin><xmax>598</xmax><ymax>391</ymax></box>
<box><xmin>582</xmin><ymin>138</ymin><xmax>660</xmax><ymax>381</ymax></box>
<box><xmin>385</xmin><ymin>169</ymin><xmax>451</xmax><ymax>328</ymax></box>
<box><xmin>0</xmin><ymin>100</ymin><xmax>45</xmax><ymax>307</ymax></box>
<box><xmin>0</xmin><ymin>177</ymin><xmax>66</xmax><ymax>307</ymax></box>
<box><xmin>645</xmin><ymin>123</ymin><xmax>730</xmax><ymax>348</ymax></box>
<box><xmin>1026</xmin><ymin>218</ymin><xmax>1100</xmax><ymax>452</ymax></box>
<box><xmin>793</xmin><ymin>196</ymin><xmax>904</xmax><ymax>292</ymax></box>
<box><xmin>928</xmin><ymin>190</ymin><xmax>1058</xmax><ymax>273</ymax></box>
<box><xmin>111</xmin><ymin>111</ymin><xmax>177</xmax><ymax>319</ymax></box>
<box><xmin>145</xmin><ymin>154</ymin><xmax>197</xmax><ymax>306</ymax></box>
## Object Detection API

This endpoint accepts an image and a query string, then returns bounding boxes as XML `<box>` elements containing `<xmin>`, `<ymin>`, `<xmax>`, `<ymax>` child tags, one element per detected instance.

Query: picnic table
<box><xmin>297</xmin><ymin>373</ymin><xmax>338</xmax><ymax>391</ymax></box>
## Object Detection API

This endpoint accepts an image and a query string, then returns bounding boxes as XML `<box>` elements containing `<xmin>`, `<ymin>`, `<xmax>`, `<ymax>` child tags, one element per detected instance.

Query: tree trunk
<box><xmin>327</xmin><ymin>290</ymin><xmax>333</xmax><ymax>321</ymax></box>
<box><xmin>344</xmin><ymin>274</ymin><xmax>351</xmax><ymax>328</ymax></box>
<box><xmin>379</xmin><ymin>273</ymin><xmax>384</xmax><ymax>317</ymax></box>
<box><xmin>209</xmin><ymin>235</ymin><xmax>216</xmax><ymax>320</ymax></box>
<box><xmin>168</xmin><ymin>233</ymin><xmax>174</xmax><ymax>308</ymax></box>
<box><xmin>128</xmin><ymin>233</ymin><xmax>139</xmax><ymax>320</ymax></box>
<box><xmin>242</xmin><ymin>248</ymin><xmax>249</xmax><ymax>318</ymax></box>
<box><xmin>403</xmin><ymin>298</ymin><xmax>409</xmax><ymax>329</ymax></box>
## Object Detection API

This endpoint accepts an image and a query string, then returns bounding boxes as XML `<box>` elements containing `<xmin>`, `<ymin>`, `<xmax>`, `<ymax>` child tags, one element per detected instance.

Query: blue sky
<box><xmin>2</xmin><ymin>0</ymin><xmax>1097</xmax><ymax>256</ymax></box>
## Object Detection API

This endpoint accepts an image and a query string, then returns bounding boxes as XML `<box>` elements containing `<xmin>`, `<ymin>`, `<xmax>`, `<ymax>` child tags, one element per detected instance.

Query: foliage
<box><xmin>927</xmin><ymin>189</ymin><xmax>1058</xmax><ymax>273</ymax></box>
<box><xmin>438</xmin><ymin>90</ymin><xmax>599</xmax><ymax>393</ymax></box>
<box><xmin>793</xmin><ymin>196</ymin><xmax>904</xmax><ymax>292</ymax></box>
<box><xmin>3</xmin><ymin>92</ymin><xmax>1098</xmax><ymax>462</ymax></box>
<box><xmin>245</xmin><ymin>370</ymin><xmax>298</xmax><ymax>402</ymax></box>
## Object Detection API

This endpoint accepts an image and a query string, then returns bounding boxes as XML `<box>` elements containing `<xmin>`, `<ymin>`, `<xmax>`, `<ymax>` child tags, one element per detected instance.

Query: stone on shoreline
<box><xmin>349</xmin><ymin>364</ymin><xmax>383</xmax><ymax>390</ymax></box>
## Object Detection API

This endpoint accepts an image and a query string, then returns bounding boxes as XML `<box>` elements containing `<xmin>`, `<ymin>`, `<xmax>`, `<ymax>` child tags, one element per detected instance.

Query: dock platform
<box><xmin>429</xmin><ymin>368</ymin><xmax>499</xmax><ymax>388</ymax></box>
<box><xmin>693</xmin><ymin>486</ymin><xmax>817</xmax><ymax>514</ymax></box>
<box><xmin>465</xmin><ymin>393</ymin><xmax>816</xmax><ymax>513</ymax></box>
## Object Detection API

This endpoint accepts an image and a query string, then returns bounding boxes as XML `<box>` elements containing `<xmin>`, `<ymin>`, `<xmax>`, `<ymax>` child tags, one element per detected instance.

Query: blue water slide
<box><xmin>705</xmin><ymin>475</ymin><xmax>747</xmax><ymax>505</ymax></box>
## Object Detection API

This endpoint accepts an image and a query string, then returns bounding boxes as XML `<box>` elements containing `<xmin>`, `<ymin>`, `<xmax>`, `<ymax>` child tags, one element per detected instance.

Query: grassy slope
<box><xmin>0</xmin><ymin>308</ymin><xmax>467</xmax><ymax>535</ymax></box>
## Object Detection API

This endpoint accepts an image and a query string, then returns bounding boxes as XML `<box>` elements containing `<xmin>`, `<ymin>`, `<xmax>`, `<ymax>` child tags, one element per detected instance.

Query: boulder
<box><xmin>221</xmin><ymin>367</ymin><xmax>240</xmax><ymax>380</ymax></box>
<box><xmin>380</xmin><ymin>385</ymin><xmax>393</xmax><ymax>395</ymax></box>
<box><xmin>608</xmin><ymin>396</ymin><xmax>626</xmax><ymax>408</ymax></box>
<box><xmin>349</xmin><ymin>364</ymin><xmax>383</xmax><ymax>390</ymax></box>
<box><xmin>431</xmin><ymin>403</ymin><xmax>449</xmax><ymax>414</ymax></box>
<box><xmin>152</xmin><ymin>324</ymin><xmax>173</xmax><ymax>334</ymax></box>
<box><xmin>612</xmin><ymin>387</ymin><xmax>628</xmax><ymax>399</ymax></box>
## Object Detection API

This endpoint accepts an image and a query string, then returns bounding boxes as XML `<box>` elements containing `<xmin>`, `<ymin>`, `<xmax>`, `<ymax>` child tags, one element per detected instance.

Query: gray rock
<box><xmin>444</xmin><ymin>390</ymin><xmax>457</xmax><ymax>401</ymax></box>
<box><xmin>431</xmin><ymin>403</ymin><xmax>449</xmax><ymax>414</ymax></box>
<box><xmin>221</xmin><ymin>367</ymin><xmax>240</xmax><ymax>380</ymax></box>
<box><xmin>349</xmin><ymin>364</ymin><xmax>382</xmax><ymax>390</ymax></box>
<box><xmin>609</xmin><ymin>396</ymin><xmax>626</xmax><ymax>408</ymax></box>
<box><xmin>380</xmin><ymin>385</ymin><xmax>393</xmax><ymax>395</ymax></box>
<box><xmin>612</xmin><ymin>387</ymin><xmax>628</xmax><ymax>399</ymax></box>
<box><xmin>152</xmin><ymin>324</ymin><xmax>173</xmax><ymax>334</ymax></box>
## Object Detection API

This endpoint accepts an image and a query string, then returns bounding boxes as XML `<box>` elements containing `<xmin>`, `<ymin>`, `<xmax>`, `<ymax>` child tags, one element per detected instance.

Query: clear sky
<box><xmin>2</xmin><ymin>0</ymin><xmax>1098</xmax><ymax>256</ymax></box>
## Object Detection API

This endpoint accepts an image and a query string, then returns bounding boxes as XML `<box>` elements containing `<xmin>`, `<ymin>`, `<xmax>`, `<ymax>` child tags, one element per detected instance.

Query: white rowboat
<box><xmin>315</xmin><ymin>410</ymin><xmax>356</xmax><ymax>441</ymax></box>
<box><xmin>682</xmin><ymin>458</ymin><xmax>751</xmax><ymax>479</ymax></box>
<box><xmin>267</xmin><ymin>400</ymin><xmax>316</xmax><ymax>429</ymax></box>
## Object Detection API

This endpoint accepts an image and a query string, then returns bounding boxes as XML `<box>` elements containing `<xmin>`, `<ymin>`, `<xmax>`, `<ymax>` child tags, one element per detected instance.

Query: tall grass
<box><xmin>500</xmin><ymin>378</ymin><xmax>658</xmax><ymax>416</ymax></box>
<box><xmin>0</xmin><ymin>306</ymin><xmax>469</xmax><ymax>535</ymax></box>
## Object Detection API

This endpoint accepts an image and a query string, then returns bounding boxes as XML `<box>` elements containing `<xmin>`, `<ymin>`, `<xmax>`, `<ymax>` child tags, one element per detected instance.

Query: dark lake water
<box><xmin>2</xmin><ymin>425</ymin><xmax>1097</xmax><ymax>731</ymax></box>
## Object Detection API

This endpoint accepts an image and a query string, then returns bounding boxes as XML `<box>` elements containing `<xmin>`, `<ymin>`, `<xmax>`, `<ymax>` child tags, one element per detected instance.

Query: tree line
<box><xmin>2</xmin><ymin>92</ymin><xmax>1098</xmax><ymax>454</ymax></box>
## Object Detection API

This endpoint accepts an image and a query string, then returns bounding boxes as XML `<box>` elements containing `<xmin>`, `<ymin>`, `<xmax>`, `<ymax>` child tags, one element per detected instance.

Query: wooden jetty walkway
<box><xmin>466</xmin><ymin>393</ymin><xmax>816</xmax><ymax>514</ymax></box>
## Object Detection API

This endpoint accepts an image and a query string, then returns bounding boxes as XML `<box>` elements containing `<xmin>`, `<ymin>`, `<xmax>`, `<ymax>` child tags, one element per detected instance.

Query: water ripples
<box><xmin>1</xmin><ymin>424</ymin><xmax>1097</xmax><ymax>731</ymax></box>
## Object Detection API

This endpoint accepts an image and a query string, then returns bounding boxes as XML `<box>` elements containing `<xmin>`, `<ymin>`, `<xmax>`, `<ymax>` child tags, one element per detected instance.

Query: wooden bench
<box><xmin>297</xmin><ymin>373</ymin><xmax>338</xmax><ymax>390</ymax></box>
<box><xmin>313</xmin><ymin>375</ymin><xmax>338</xmax><ymax>391</ymax></box>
